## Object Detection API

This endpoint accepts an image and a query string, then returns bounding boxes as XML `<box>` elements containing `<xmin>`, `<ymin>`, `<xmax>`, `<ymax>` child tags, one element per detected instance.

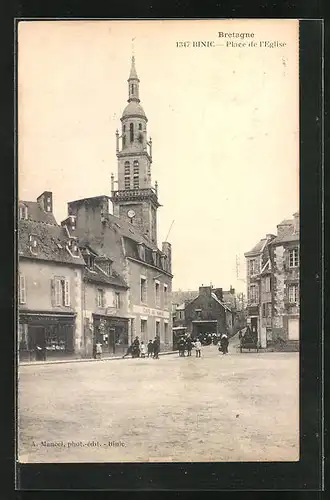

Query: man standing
<box><xmin>186</xmin><ymin>336</ymin><xmax>193</xmax><ymax>357</ymax></box>
<box><xmin>147</xmin><ymin>340</ymin><xmax>154</xmax><ymax>358</ymax></box>
<box><xmin>153</xmin><ymin>335</ymin><xmax>160</xmax><ymax>359</ymax></box>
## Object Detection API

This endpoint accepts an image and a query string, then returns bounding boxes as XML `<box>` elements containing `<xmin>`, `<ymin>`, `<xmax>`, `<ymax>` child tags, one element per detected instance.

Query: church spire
<box><xmin>128</xmin><ymin>55</ymin><xmax>140</xmax><ymax>102</ymax></box>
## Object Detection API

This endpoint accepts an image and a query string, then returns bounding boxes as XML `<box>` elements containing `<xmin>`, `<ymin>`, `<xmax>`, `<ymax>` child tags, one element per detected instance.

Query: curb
<box><xmin>19</xmin><ymin>350</ymin><xmax>179</xmax><ymax>367</ymax></box>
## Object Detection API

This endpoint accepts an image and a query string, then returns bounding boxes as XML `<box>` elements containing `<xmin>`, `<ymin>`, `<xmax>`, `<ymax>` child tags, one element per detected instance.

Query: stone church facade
<box><xmin>66</xmin><ymin>57</ymin><xmax>173</xmax><ymax>351</ymax></box>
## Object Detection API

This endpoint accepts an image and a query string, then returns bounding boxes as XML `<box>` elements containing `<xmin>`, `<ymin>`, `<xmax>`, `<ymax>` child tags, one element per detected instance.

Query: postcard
<box><xmin>17</xmin><ymin>19</ymin><xmax>299</xmax><ymax>464</ymax></box>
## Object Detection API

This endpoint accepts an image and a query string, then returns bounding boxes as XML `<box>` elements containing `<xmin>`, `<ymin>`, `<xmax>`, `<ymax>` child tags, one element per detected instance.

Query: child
<box><xmin>194</xmin><ymin>338</ymin><xmax>202</xmax><ymax>358</ymax></box>
<box><xmin>140</xmin><ymin>341</ymin><xmax>147</xmax><ymax>358</ymax></box>
<box><xmin>95</xmin><ymin>341</ymin><xmax>102</xmax><ymax>360</ymax></box>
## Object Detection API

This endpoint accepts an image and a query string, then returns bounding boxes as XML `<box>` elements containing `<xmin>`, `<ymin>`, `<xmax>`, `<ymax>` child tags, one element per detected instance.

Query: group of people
<box><xmin>122</xmin><ymin>335</ymin><xmax>160</xmax><ymax>359</ymax></box>
<box><xmin>177</xmin><ymin>333</ymin><xmax>230</xmax><ymax>357</ymax></box>
<box><xmin>177</xmin><ymin>336</ymin><xmax>203</xmax><ymax>357</ymax></box>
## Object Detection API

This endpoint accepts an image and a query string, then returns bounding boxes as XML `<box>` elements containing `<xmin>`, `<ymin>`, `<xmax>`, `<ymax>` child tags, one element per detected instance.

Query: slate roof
<box><xmin>18</xmin><ymin>219</ymin><xmax>85</xmax><ymax>266</ymax></box>
<box><xmin>244</xmin><ymin>238</ymin><xmax>268</xmax><ymax>257</ymax></box>
<box><xmin>84</xmin><ymin>266</ymin><xmax>128</xmax><ymax>288</ymax></box>
<box><xmin>270</xmin><ymin>223</ymin><xmax>299</xmax><ymax>245</ymax></box>
<box><xmin>211</xmin><ymin>292</ymin><xmax>232</xmax><ymax>312</ymax></box>
<box><xmin>19</xmin><ymin>201</ymin><xmax>57</xmax><ymax>225</ymax></box>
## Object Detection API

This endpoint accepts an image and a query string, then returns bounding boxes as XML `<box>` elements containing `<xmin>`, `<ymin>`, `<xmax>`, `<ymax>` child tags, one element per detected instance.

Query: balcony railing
<box><xmin>111</xmin><ymin>187</ymin><xmax>159</xmax><ymax>206</ymax></box>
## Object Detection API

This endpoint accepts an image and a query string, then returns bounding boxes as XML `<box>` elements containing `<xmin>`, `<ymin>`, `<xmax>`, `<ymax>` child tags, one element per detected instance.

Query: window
<box><xmin>46</xmin><ymin>198</ymin><xmax>51</xmax><ymax>212</ymax></box>
<box><xmin>155</xmin><ymin>281</ymin><xmax>160</xmax><ymax>307</ymax></box>
<box><xmin>124</xmin><ymin>161</ymin><xmax>130</xmax><ymax>176</ymax></box>
<box><xmin>133</xmin><ymin>160</ymin><xmax>139</xmax><ymax>175</ymax></box>
<box><xmin>249</xmin><ymin>284</ymin><xmax>258</xmax><ymax>303</ymax></box>
<box><xmin>122</xmin><ymin>135</ymin><xmax>126</xmax><ymax>148</ymax></box>
<box><xmin>141</xmin><ymin>319</ymin><xmax>147</xmax><ymax>335</ymax></box>
<box><xmin>139</xmin><ymin>123</ymin><xmax>142</xmax><ymax>130</ymax></box>
<box><xmin>164</xmin><ymin>284</ymin><xmax>168</xmax><ymax>306</ymax></box>
<box><xmin>19</xmin><ymin>205</ymin><xmax>28</xmax><ymax>220</ymax></box>
<box><xmin>129</xmin><ymin>123</ymin><xmax>134</xmax><ymax>142</ymax></box>
<box><xmin>140</xmin><ymin>277</ymin><xmax>147</xmax><ymax>303</ymax></box>
<box><xmin>138</xmin><ymin>244</ymin><xmax>145</xmax><ymax>261</ymax></box>
<box><xmin>19</xmin><ymin>274</ymin><xmax>26</xmax><ymax>304</ymax></box>
<box><xmin>133</xmin><ymin>177</ymin><xmax>139</xmax><ymax>189</ymax></box>
<box><xmin>263</xmin><ymin>276</ymin><xmax>271</xmax><ymax>292</ymax></box>
<box><xmin>289</xmin><ymin>248</ymin><xmax>299</xmax><ymax>268</ymax></box>
<box><xmin>53</xmin><ymin>278</ymin><xmax>70</xmax><ymax>306</ymax></box>
<box><xmin>288</xmin><ymin>284</ymin><xmax>298</xmax><ymax>303</ymax></box>
<box><xmin>114</xmin><ymin>292</ymin><xmax>121</xmax><ymax>309</ymax></box>
<box><xmin>156</xmin><ymin>320</ymin><xmax>160</xmax><ymax>336</ymax></box>
<box><xmin>131</xmin><ymin>84</ymin><xmax>134</xmax><ymax>94</ymax></box>
<box><xmin>105</xmin><ymin>262</ymin><xmax>112</xmax><ymax>276</ymax></box>
<box><xmin>248</xmin><ymin>259</ymin><xmax>258</xmax><ymax>276</ymax></box>
<box><xmin>195</xmin><ymin>309</ymin><xmax>202</xmax><ymax>319</ymax></box>
<box><xmin>262</xmin><ymin>303</ymin><xmax>272</xmax><ymax>317</ymax></box>
<box><xmin>123</xmin><ymin>125</ymin><xmax>126</xmax><ymax>132</ymax></box>
<box><xmin>97</xmin><ymin>288</ymin><xmax>105</xmax><ymax>308</ymax></box>
<box><xmin>125</xmin><ymin>177</ymin><xmax>131</xmax><ymax>190</ymax></box>
<box><xmin>164</xmin><ymin>322</ymin><xmax>169</xmax><ymax>344</ymax></box>
<box><xmin>29</xmin><ymin>234</ymin><xmax>38</xmax><ymax>254</ymax></box>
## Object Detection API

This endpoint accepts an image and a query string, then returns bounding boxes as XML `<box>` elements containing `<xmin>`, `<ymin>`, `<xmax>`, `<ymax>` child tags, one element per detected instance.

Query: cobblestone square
<box><xmin>18</xmin><ymin>346</ymin><xmax>299</xmax><ymax>463</ymax></box>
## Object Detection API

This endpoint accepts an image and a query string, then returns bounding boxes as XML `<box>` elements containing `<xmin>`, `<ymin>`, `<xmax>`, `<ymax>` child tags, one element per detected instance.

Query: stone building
<box><xmin>66</xmin><ymin>56</ymin><xmax>173</xmax><ymax>350</ymax></box>
<box><xmin>244</xmin><ymin>212</ymin><xmax>299</xmax><ymax>349</ymax></box>
<box><xmin>268</xmin><ymin>213</ymin><xmax>300</xmax><ymax>345</ymax></box>
<box><xmin>18</xmin><ymin>192</ymin><xmax>85</xmax><ymax>361</ymax></box>
<box><xmin>79</xmin><ymin>243</ymin><xmax>130</xmax><ymax>357</ymax></box>
<box><xmin>183</xmin><ymin>286</ymin><xmax>233</xmax><ymax>338</ymax></box>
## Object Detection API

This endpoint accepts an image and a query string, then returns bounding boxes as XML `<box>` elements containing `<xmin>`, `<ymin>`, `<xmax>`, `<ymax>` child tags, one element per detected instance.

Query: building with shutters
<box><xmin>18</xmin><ymin>192</ymin><xmax>86</xmax><ymax>361</ymax></box>
<box><xmin>244</xmin><ymin>212</ymin><xmax>300</xmax><ymax>350</ymax></box>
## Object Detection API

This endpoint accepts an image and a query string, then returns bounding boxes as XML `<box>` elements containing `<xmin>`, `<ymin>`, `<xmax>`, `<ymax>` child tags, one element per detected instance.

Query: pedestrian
<box><xmin>186</xmin><ymin>336</ymin><xmax>193</xmax><ymax>356</ymax></box>
<box><xmin>132</xmin><ymin>336</ymin><xmax>140</xmax><ymax>358</ymax></box>
<box><xmin>194</xmin><ymin>338</ymin><xmax>202</xmax><ymax>358</ymax></box>
<box><xmin>153</xmin><ymin>335</ymin><xmax>160</xmax><ymax>359</ymax></box>
<box><xmin>147</xmin><ymin>340</ymin><xmax>154</xmax><ymax>358</ymax></box>
<box><xmin>178</xmin><ymin>336</ymin><xmax>186</xmax><ymax>357</ymax></box>
<box><xmin>140</xmin><ymin>341</ymin><xmax>147</xmax><ymax>358</ymax></box>
<box><xmin>95</xmin><ymin>341</ymin><xmax>102</xmax><ymax>360</ymax></box>
<box><xmin>220</xmin><ymin>334</ymin><xmax>229</xmax><ymax>355</ymax></box>
<box><xmin>122</xmin><ymin>343</ymin><xmax>133</xmax><ymax>358</ymax></box>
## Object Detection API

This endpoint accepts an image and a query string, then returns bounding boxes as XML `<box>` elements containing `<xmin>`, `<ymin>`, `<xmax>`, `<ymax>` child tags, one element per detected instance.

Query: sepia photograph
<box><xmin>17</xmin><ymin>19</ymin><xmax>299</xmax><ymax>464</ymax></box>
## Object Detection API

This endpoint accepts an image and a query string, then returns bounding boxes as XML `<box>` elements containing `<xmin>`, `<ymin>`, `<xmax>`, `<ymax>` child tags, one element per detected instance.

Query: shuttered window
<box><xmin>52</xmin><ymin>277</ymin><xmax>70</xmax><ymax>306</ymax></box>
<box><xmin>19</xmin><ymin>275</ymin><xmax>26</xmax><ymax>304</ymax></box>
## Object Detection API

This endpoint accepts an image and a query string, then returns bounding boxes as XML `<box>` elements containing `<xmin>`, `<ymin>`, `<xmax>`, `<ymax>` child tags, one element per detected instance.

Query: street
<box><xmin>18</xmin><ymin>344</ymin><xmax>299</xmax><ymax>463</ymax></box>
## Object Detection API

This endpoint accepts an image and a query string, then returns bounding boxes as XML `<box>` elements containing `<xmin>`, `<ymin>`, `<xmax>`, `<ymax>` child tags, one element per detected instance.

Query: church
<box><xmin>64</xmin><ymin>56</ymin><xmax>173</xmax><ymax>352</ymax></box>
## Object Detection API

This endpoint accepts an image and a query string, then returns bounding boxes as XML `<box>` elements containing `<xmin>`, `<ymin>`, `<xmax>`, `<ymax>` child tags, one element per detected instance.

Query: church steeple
<box><xmin>110</xmin><ymin>55</ymin><xmax>160</xmax><ymax>244</ymax></box>
<box><xmin>128</xmin><ymin>56</ymin><xmax>140</xmax><ymax>103</ymax></box>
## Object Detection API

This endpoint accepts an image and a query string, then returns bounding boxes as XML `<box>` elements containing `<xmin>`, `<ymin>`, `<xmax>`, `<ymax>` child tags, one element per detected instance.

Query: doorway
<box><xmin>29</xmin><ymin>325</ymin><xmax>46</xmax><ymax>360</ymax></box>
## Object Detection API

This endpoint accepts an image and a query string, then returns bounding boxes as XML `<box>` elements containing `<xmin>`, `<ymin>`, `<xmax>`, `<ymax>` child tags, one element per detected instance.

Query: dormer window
<box><xmin>19</xmin><ymin>205</ymin><xmax>28</xmax><ymax>220</ymax></box>
<box><xmin>29</xmin><ymin>234</ymin><xmax>38</xmax><ymax>254</ymax></box>
<box><xmin>106</xmin><ymin>262</ymin><xmax>112</xmax><ymax>276</ymax></box>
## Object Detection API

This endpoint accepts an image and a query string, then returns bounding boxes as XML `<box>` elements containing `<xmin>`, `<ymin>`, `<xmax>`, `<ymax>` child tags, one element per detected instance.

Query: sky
<box><xmin>18</xmin><ymin>20</ymin><xmax>299</xmax><ymax>293</ymax></box>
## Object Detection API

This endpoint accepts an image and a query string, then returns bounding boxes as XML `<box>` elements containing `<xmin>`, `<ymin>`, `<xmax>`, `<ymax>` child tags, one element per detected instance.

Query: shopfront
<box><xmin>19</xmin><ymin>311</ymin><xmax>76</xmax><ymax>361</ymax></box>
<box><xmin>93</xmin><ymin>314</ymin><xmax>129</xmax><ymax>356</ymax></box>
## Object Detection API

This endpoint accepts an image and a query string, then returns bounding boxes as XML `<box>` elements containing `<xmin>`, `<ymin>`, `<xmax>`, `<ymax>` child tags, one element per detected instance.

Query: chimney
<box><xmin>162</xmin><ymin>242</ymin><xmax>172</xmax><ymax>273</ymax></box>
<box><xmin>199</xmin><ymin>285</ymin><xmax>212</xmax><ymax>297</ymax></box>
<box><xmin>293</xmin><ymin>212</ymin><xmax>299</xmax><ymax>234</ymax></box>
<box><xmin>37</xmin><ymin>191</ymin><xmax>53</xmax><ymax>213</ymax></box>
<box><xmin>230</xmin><ymin>286</ymin><xmax>235</xmax><ymax>295</ymax></box>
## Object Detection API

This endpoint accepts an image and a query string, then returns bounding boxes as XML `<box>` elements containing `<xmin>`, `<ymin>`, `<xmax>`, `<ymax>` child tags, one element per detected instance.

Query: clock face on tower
<box><xmin>127</xmin><ymin>209</ymin><xmax>136</xmax><ymax>219</ymax></box>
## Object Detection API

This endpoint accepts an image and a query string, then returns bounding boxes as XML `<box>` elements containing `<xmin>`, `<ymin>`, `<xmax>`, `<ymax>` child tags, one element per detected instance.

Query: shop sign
<box><xmin>132</xmin><ymin>305</ymin><xmax>170</xmax><ymax>319</ymax></box>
